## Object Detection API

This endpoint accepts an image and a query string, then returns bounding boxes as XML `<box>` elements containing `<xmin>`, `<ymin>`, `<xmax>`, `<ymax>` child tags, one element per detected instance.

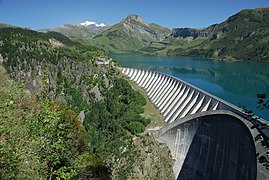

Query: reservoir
<box><xmin>112</xmin><ymin>54</ymin><xmax>269</xmax><ymax>121</ymax></box>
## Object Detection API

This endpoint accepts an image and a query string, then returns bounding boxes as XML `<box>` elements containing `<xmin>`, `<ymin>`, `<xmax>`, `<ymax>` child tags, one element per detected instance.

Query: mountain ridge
<box><xmin>83</xmin><ymin>7</ymin><xmax>269</xmax><ymax>61</ymax></box>
<box><xmin>167</xmin><ymin>6</ymin><xmax>269</xmax><ymax>61</ymax></box>
<box><xmin>40</xmin><ymin>21</ymin><xmax>111</xmax><ymax>39</ymax></box>
<box><xmin>89</xmin><ymin>14</ymin><xmax>171</xmax><ymax>53</ymax></box>
<box><xmin>2</xmin><ymin>7</ymin><xmax>268</xmax><ymax>61</ymax></box>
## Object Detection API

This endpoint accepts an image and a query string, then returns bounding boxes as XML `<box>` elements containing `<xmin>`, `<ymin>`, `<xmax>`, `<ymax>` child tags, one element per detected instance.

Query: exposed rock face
<box><xmin>90</xmin><ymin>85</ymin><xmax>103</xmax><ymax>101</ymax></box>
<box><xmin>79</xmin><ymin>110</ymin><xmax>85</xmax><ymax>123</ymax></box>
<box><xmin>172</xmin><ymin>28</ymin><xmax>204</xmax><ymax>38</ymax></box>
<box><xmin>124</xmin><ymin>14</ymin><xmax>148</xmax><ymax>26</ymax></box>
<box><xmin>171</xmin><ymin>24</ymin><xmax>219</xmax><ymax>39</ymax></box>
<box><xmin>2</xmin><ymin>54</ymin><xmax>108</xmax><ymax>104</ymax></box>
<box><xmin>48</xmin><ymin>38</ymin><xmax>64</xmax><ymax>47</ymax></box>
<box><xmin>120</xmin><ymin>14</ymin><xmax>171</xmax><ymax>44</ymax></box>
<box><xmin>106</xmin><ymin>132</ymin><xmax>174</xmax><ymax>180</ymax></box>
<box><xmin>0</xmin><ymin>54</ymin><xmax>3</xmax><ymax>64</ymax></box>
<box><xmin>130</xmin><ymin>133</ymin><xmax>174</xmax><ymax>179</ymax></box>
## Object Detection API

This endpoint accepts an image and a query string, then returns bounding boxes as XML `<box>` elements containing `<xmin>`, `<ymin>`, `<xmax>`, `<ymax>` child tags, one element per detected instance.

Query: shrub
<box><xmin>127</xmin><ymin>122</ymin><xmax>145</xmax><ymax>134</ymax></box>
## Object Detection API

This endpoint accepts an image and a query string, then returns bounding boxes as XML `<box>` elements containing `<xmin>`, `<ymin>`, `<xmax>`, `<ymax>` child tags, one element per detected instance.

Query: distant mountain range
<box><xmin>82</xmin><ymin>8</ymin><xmax>269</xmax><ymax>61</ymax></box>
<box><xmin>2</xmin><ymin>7</ymin><xmax>269</xmax><ymax>61</ymax></box>
<box><xmin>40</xmin><ymin>21</ymin><xmax>111</xmax><ymax>39</ymax></box>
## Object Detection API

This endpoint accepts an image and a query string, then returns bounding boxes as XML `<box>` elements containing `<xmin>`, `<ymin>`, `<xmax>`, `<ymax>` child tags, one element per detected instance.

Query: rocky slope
<box><xmin>171</xmin><ymin>25</ymin><xmax>217</xmax><ymax>39</ymax></box>
<box><xmin>89</xmin><ymin>14</ymin><xmax>171</xmax><ymax>53</ymax></box>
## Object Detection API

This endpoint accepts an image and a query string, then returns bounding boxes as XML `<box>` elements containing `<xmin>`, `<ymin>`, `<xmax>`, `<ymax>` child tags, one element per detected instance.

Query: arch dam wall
<box><xmin>120</xmin><ymin>67</ymin><xmax>269</xmax><ymax>180</ymax></box>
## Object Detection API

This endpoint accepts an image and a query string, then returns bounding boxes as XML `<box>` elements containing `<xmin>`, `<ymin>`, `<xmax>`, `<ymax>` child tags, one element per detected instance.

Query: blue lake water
<box><xmin>112</xmin><ymin>54</ymin><xmax>269</xmax><ymax>121</ymax></box>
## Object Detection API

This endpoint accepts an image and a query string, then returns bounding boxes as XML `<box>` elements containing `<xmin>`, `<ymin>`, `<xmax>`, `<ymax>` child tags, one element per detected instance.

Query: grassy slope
<box><xmin>89</xmin><ymin>23</ymin><xmax>145</xmax><ymax>53</ymax></box>
<box><xmin>158</xmin><ymin>37</ymin><xmax>208</xmax><ymax>55</ymax></box>
<box><xmin>52</xmin><ymin>26</ymin><xmax>96</xmax><ymax>39</ymax></box>
<box><xmin>126</xmin><ymin>78</ymin><xmax>164</xmax><ymax>127</ymax></box>
<box><xmin>42</xmin><ymin>25</ymin><xmax>111</xmax><ymax>39</ymax></box>
<box><xmin>149</xmin><ymin>23</ymin><xmax>171</xmax><ymax>34</ymax></box>
<box><xmin>167</xmin><ymin>7</ymin><xmax>269</xmax><ymax>61</ymax></box>
<box><xmin>86</xmin><ymin>17</ymin><xmax>171</xmax><ymax>54</ymax></box>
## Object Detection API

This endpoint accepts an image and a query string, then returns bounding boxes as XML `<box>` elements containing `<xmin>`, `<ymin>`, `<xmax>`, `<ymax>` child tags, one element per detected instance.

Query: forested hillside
<box><xmin>0</xmin><ymin>27</ymin><xmax>173</xmax><ymax>179</ymax></box>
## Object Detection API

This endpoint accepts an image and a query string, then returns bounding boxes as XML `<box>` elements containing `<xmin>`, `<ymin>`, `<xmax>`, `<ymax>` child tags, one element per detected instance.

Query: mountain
<box><xmin>89</xmin><ymin>14</ymin><xmax>171</xmax><ymax>53</ymax></box>
<box><xmin>166</xmin><ymin>7</ymin><xmax>269</xmax><ymax>61</ymax></box>
<box><xmin>35</xmin><ymin>7</ymin><xmax>269</xmax><ymax>60</ymax></box>
<box><xmin>41</xmin><ymin>21</ymin><xmax>111</xmax><ymax>39</ymax></box>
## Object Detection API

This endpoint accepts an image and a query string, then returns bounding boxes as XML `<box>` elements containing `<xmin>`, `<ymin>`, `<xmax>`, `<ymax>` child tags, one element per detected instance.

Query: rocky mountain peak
<box><xmin>124</xmin><ymin>14</ymin><xmax>147</xmax><ymax>25</ymax></box>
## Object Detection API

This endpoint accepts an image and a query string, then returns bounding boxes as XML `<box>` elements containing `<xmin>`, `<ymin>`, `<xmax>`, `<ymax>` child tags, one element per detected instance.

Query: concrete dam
<box><xmin>120</xmin><ymin>67</ymin><xmax>269</xmax><ymax>180</ymax></box>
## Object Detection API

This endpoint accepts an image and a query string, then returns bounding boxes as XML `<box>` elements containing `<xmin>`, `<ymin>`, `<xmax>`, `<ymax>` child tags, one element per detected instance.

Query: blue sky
<box><xmin>0</xmin><ymin>0</ymin><xmax>268</xmax><ymax>29</ymax></box>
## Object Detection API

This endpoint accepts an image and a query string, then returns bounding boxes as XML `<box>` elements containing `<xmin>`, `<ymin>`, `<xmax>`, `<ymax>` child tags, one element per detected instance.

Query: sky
<box><xmin>0</xmin><ymin>0</ymin><xmax>268</xmax><ymax>30</ymax></box>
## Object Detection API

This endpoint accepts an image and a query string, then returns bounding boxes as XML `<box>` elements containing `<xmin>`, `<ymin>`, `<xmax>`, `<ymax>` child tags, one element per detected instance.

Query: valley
<box><xmin>1</xmin><ymin>3</ymin><xmax>269</xmax><ymax>179</ymax></box>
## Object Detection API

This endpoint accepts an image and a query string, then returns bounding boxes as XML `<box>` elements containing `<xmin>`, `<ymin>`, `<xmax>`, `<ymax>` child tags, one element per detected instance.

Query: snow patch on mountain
<box><xmin>80</xmin><ymin>21</ymin><xmax>107</xmax><ymax>27</ymax></box>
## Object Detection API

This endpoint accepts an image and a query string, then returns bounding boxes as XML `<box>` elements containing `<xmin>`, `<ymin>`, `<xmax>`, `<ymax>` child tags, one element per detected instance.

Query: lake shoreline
<box><xmin>110</xmin><ymin>52</ymin><xmax>269</xmax><ymax>63</ymax></box>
